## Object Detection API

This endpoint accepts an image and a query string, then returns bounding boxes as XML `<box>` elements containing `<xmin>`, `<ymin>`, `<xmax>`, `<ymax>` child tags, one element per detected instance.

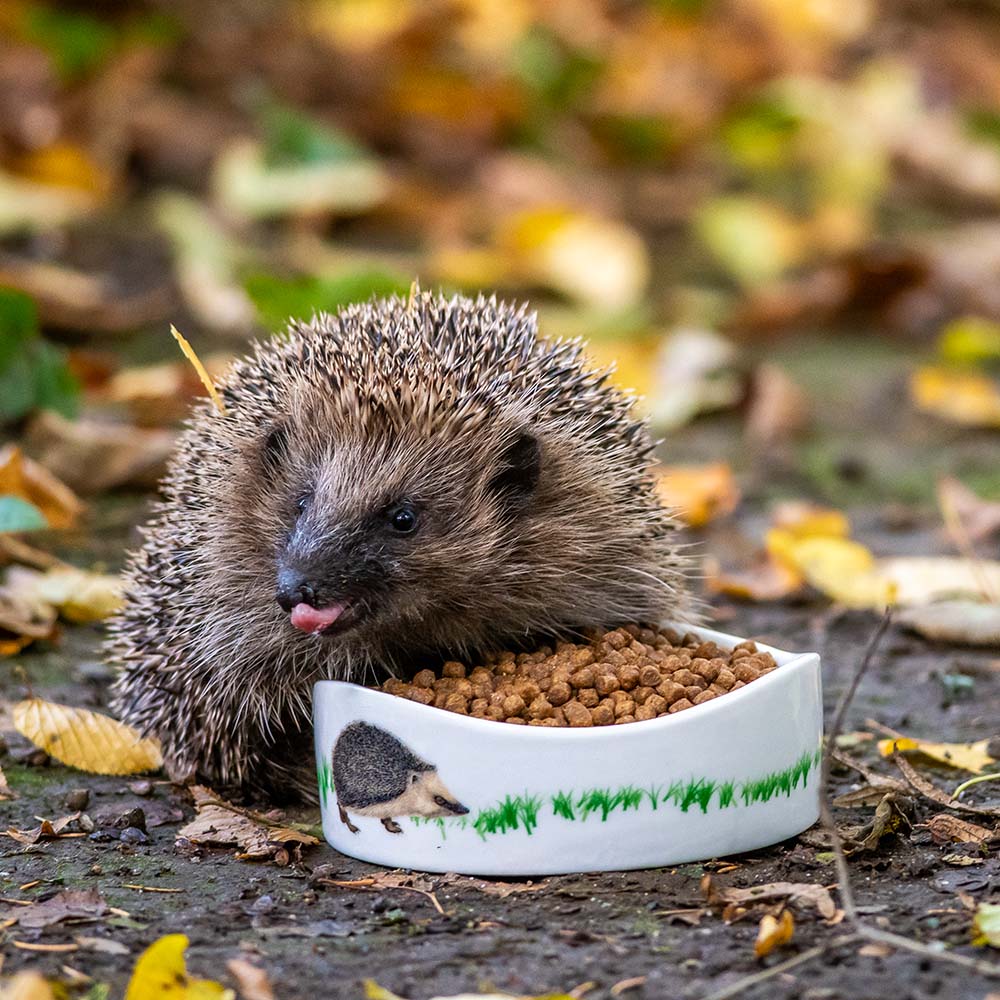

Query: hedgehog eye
<box><xmin>388</xmin><ymin>503</ymin><xmax>418</xmax><ymax>535</ymax></box>
<box><xmin>296</xmin><ymin>489</ymin><xmax>313</xmax><ymax>513</ymax></box>
<box><xmin>433</xmin><ymin>795</ymin><xmax>448</xmax><ymax>807</ymax></box>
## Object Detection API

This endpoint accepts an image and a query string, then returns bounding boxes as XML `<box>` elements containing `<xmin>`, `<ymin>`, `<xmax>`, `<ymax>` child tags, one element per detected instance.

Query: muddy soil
<box><xmin>1</xmin><ymin>496</ymin><xmax>998</xmax><ymax>1000</ymax></box>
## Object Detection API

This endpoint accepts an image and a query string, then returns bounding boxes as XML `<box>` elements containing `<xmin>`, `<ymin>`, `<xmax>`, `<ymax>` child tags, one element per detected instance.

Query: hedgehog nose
<box><xmin>276</xmin><ymin>569</ymin><xmax>317</xmax><ymax>612</ymax></box>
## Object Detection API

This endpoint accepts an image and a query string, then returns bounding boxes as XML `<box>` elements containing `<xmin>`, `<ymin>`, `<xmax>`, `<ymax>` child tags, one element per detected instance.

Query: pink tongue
<box><xmin>290</xmin><ymin>602</ymin><xmax>346</xmax><ymax>634</ymax></box>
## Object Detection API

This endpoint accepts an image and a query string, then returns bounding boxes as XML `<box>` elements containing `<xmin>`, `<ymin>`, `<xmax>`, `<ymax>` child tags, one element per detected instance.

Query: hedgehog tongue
<box><xmin>290</xmin><ymin>602</ymin><xmax>347</xmax><ymax>634</ymax></box>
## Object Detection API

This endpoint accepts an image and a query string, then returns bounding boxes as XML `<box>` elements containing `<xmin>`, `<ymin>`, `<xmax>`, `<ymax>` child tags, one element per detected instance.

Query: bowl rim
<box><xmin>313</xmin><ymin>623</ymin><xmax>820</xmax><ymax>743</ymax></box>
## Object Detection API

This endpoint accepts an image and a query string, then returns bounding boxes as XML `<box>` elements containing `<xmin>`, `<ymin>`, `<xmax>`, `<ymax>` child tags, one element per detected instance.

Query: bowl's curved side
<box><xmin>313</xmin><ymin>628</ymin><xmax>822</xmax><ymax>876</ymax></box>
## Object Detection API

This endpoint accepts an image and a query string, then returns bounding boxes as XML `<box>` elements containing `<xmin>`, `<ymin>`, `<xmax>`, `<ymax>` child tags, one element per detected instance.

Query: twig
<box><xmin>892</xmin><ymin>753</ymin><xmax>1000</xmax><ymax>818</ymax></box>
<box><xmin>954</xmin><ymin>772</ymin><xmax>1000</xmax><ymax>798</ymax></box>
<box><xmin>702</xmin><ymin>939</ymin><xmax>853</xmax><ymax>1000</ymax></box>
<box><xmin>821</xmin><ymin>611</ymin><xmax>1000</xmax><ymax>978</ymax></box>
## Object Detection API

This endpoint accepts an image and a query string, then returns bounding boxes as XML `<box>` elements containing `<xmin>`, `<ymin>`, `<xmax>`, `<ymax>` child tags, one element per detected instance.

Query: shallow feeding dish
<box><xmin>313</xmin><ymin>624</ymin><xmax>822</xmax><ymax>875</ymax></box>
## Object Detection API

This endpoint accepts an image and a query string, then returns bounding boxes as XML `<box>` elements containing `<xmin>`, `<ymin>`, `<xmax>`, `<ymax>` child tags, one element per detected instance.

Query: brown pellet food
<box><xmin>377</xmin><ymin>627</ymin><xmax>777</xmax><ymax>727</ymax></box>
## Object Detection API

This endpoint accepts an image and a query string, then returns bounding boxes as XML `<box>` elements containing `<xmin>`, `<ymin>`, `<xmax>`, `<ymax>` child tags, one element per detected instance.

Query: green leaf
<box><xmin>19</xmin><ymin>4</ymin><xmax>117</xmax><ymax>81</ymax></box>
<box><xmin>245</xmin><ymin>271</ymin><xmax>411</xmax><ymax>331</ymax></box>
<box><xmin>0</xmin><ymin>289</ymin><xmax>80</xmax><ymax>424</ymax></box>
<box><xmin>259</xmin><ymin>102</ymin><xmax>370</xmax><ymax>168</ymax></box>
<box><xmin>0</xmin><ymin>496</ymin><xmax>48</xmax><ymax>534</ymax></box>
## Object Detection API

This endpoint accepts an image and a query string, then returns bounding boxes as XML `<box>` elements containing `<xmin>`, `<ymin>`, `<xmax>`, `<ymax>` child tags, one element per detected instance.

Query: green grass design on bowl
<box><xmin>406</xmin><ymin>748</ymin><xmax>821</xmax><ymax>841</ymax></box>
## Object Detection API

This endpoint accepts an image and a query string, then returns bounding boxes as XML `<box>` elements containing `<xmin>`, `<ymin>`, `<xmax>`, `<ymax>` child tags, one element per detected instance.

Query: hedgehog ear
<box><xmin>489</xmin><ymin>431</ymin><xmax>541</xmax><ymax>505</ymax></box>
<box><xmin>260</xmin><ymin>421</ymin><xmax>290</xmax><ymax>472</ymax></box>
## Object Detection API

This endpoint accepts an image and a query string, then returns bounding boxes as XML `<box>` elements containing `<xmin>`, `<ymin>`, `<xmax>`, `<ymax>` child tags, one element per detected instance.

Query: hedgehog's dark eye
<box><xmin>296</xmin><ymin>489</ymin><xmax>313</xmax><ymax>513</ymax></box>
<box><xmin>388</xmin><ymin>503</ymin><xmax>418</xmax><ymax>535</ymax></box>
<box><xmin>433</xmin><ymin>795</ymin><xmax>448</xmax><ymax>807</ymax></box>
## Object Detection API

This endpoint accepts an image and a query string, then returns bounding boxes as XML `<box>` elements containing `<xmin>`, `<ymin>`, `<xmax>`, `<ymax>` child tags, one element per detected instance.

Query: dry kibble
<box><xmin>592</xmin><ymin>703</ymin><xmax>614</xmax><ymax>726</ymax></box>
<box><xmin>595</xmin><ymin>672</ymin><xmax>620</xmax><ymax>696</ymax></box>
<box><xmin>618</xmin><ymin>665</ymin><xmax>641</xmax><ymax>690</ymax></box>
<box><xmin>639</xmin><ymin>666</ymin><xmax>662</xmax><ymax>687</ymax></box>
<box><xmin>563</xmin><ymin>701</ymin><xmax>592</xmax><ymax>727</ymax></box>
<box><xmin>380</xmin><ymin>624</ymin><xmax>777</xmax><ymax>726</ymax></box>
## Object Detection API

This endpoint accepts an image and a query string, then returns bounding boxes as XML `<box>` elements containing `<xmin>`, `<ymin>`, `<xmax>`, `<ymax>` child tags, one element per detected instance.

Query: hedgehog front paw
<box><xmin>381</xmin><ymin>817</ymin><xmax>403</xmax><ymax>834</ymax></box>
<box><xmin>338</xmin><ymin>804</ymin><xmax>360</xmax><ymax>834</ymax></box>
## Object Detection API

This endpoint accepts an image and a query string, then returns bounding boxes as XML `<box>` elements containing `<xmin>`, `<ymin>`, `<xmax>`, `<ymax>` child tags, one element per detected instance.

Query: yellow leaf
<box><xmin>972</xmin><ymin>902</ymin><xmax>1000</xmax><ymax>948</ymax></box>
<box><xmin>584</xmin><ymin>338</ymin><xmax>661</xmax><ymax>400</ymax></box>
<box><xmin>499</xmin><ymin>208</ymin><xmax>649</xmax><ymax>309</ymax></box>
<box><xmin>30</xmin><ymin>566</ymin><xmax>123</xmax><ymax>623</ymax></box>
<box><xmin>13</xmin><ymin>698</ymin><xmax>162</xmax><ymax>775</ymax></box>
<box><xmin>656</xmin><ymin>463</ymin><xmax>741</xmax><ymax>527</ymax></box>
<box><xmin>878</xmin><ymin>736</ymin><xmax>996</xmax><ymax>775</ymax></box>
<box><xmin>0</xmin><ymin>971</ymin><xmax>55</xmax><ymax>1000</ymax></box>
<box><xmin>10</xmin><ymin>143</ymin><xmax>111</xmax><ymax>197</ymax></box>
<box><xmin>910</xmin><ymin>365</ymin><xmax>1000</xmax><ymax>428</ymax></box>
<box><xmin>766</xmin><ymin>531</ymin><xmax>892</xmax><ymax>608</ymax></box>
<box><xmin>126</xmin><ymin>934</ymin><xmax>233</xmax><ymax>1000</ymax></box>
<box><xmin>938</xmin><ymin>316</ymin><xmax>1000</xmax><ymax>366</ymax></box>
<box><xmin>754</xmin><ymin>909</ymin><xmax>795</xmax><ymax>958</ymax></box>
<box><xmin>770</xmin><ymin>501</ymin><xmax>851</xmax><ymax>539</ymax></box>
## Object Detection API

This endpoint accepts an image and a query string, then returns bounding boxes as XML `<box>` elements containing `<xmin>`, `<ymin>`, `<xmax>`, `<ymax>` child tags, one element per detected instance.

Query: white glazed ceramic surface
<box><xmin>313</xmin><ymin>624</ymin><xmax>822</xmax><ymax>875</ymax></box>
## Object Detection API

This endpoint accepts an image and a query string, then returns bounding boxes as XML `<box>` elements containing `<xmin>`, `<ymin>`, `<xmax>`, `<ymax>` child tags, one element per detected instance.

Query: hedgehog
<box><xmin>332</xmin><ymin>721</ymin><xmax>467</xmax><ymax>833</ymax></box>
<box><xmin>106</xmin><ymin>290</ymin><xmax>694</xmax><ymax>801</ymax></box>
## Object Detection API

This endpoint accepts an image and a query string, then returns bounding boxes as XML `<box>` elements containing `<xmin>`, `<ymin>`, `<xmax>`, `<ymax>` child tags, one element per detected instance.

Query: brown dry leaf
<box><xmin>0</xmin><ymin>583</ymin><xmax>57</xmax><ymax>654</ymax></box>
<box><xmin>5</xmin><ymin>812</ymin><xmax>91</xmax><ymax>845</ymax></box>
<box><xmin>842</xmin><ymin>792</ymin><xmax>914</xmax><ymax>853</ymax></box>
<box><xmin>13</xmin><ymin>698</ymin><xmax>162</xmax><ymax>775</ymax></box>
<box><xmin>910</xmin><ymin>365</ymin><xmax>1000</xmax><ymax>428</ymax></box>
<box><xmin>942</xmin><ymin>854</ymin><xmax>981</xmax><ymax>866</ymax></box>
<box><xmin>754</xmin><ymin>909</ymin><xmax>794</xmax><ymax>958</ymax></box>
<box><xmin>24</xmin><ymin>410</ymin><xmax>176</xmax><ymax>495</ymax></box>
<box><xmin>890</xmin><ymin>752</ymin><xmax>1000</xmax><ymax>819</ymax></box>
<box><xmin>0</xmin><ymin>446</ymin><xmax>83</xmax><ymax>530</ymax></box>
<box><xmin>924</xmin><ymin>814</ymin><xmax>996</xmax><ymax>847</ymax></box>
<box><xmin>938</xmin><ymin>477</ymin><xmax>1000</xmax><ymax>544</ymax></box>
<box><xmin>878</xmin><ymin>736</ymin><xmax>996</xmax><ymax>775</ymax></box>
<box><xmin>704</xmin><ymin>555</ymin><xmax>802</xmax><ymax>602</ymax></box>
<box><xmin>225</xmin><ymin>959</ymin><xmax>274</xmax><ymax>1000</ymax></box>
<box><xmin>702</xmin><ymin>876</ymin><xmax>837</xmax><ymax>920</ymax></box>
<box><xmin>745</xmin><ymin>364</ymin><xmax>809</xmax><ymax>445</ymax></box>
<box><xmin>655</xmin><ymin>463</ymin><xmax>740</xmax><ymax>528</ymax></box>
<box><xmin>434</xmin><ymin>872</ymin><xmax>546</xmax><ymax>898</ymax></box>
<box><xmin>178</xmin><ymin>786</ymin><xmax>318</xmax><ymax>860</ymax></box>
<box><xmin>7</xmin><ymin>890</ymin><xmax>107</xmax><ymax>930</ymax></box>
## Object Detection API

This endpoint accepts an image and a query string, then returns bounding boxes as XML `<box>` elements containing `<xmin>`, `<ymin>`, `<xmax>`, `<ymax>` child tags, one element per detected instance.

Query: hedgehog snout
<box><xmin>275</xmin><ymin>566</ymin><xmax>317</xmax><ymax>612</ymax></box>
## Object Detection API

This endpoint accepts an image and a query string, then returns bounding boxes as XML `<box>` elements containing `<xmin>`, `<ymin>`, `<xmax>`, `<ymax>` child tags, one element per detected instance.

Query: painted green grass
<box><xmin>472</xmin><ymin>793</ymin><xmax>542</xmax><ymax>840</ymax></box>
<box><xmin>317</xmin><ymin>757</ymin><xmax>333</xmax><ymax>806</ymax></box>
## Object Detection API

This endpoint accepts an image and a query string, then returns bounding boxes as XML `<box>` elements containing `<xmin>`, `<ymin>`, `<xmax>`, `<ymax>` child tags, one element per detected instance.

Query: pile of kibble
<box><xmin>379</xmin><ymin>625</ymin><xmax>778</xmax><ymax>727</ymax></box>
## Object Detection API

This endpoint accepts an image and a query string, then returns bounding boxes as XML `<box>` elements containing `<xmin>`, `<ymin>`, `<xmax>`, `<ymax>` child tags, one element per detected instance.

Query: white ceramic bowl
<box><xmin>313</xmin><ymin>624</ymin><xmax>822</xmax><ymax>875</ymax></box>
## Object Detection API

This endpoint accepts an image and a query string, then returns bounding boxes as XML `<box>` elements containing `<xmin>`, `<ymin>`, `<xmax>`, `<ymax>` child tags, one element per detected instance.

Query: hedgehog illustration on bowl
<box><xmin>332</xmin><ymin>721</ymin><xmax>469</xmax><ymax>834</ymax></box>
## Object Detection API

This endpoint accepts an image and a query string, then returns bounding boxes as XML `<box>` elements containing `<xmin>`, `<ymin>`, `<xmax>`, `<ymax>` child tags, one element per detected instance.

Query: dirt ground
<box><xmin>2</xmin><ymin>489</ymin><xmax>999</xmax><ymax>1000</ymax></box>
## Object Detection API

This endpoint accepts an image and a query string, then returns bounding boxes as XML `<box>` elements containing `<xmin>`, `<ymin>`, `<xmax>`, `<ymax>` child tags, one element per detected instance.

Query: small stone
<box><xmin>65</xmin><ymin>788</ymin><xmax>90</xmax><ymax>811</ymax></box>
<box><xmin>119</xmin><ymin>826</ymin><xmax>148</xmax><ymax>845</ymax></box>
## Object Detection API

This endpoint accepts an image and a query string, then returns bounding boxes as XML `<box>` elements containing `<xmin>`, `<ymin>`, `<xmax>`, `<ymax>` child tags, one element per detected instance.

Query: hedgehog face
<box><xmin>265</xmin><ymin>418</ymin><xmax>544</xmax><ymax>648</ymax></box>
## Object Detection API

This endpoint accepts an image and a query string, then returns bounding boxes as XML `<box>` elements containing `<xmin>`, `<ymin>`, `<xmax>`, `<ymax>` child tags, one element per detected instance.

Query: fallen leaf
<box><xmin>879</xmin><ymin>557</ymin><xmax>1000</xmax><ymax>606</ymax></box>
<box><xmin>770</xmin><ymin>501</ymin><xmax>851</xmax><ymax>538</ymax></box>
<box><xmin>858</xmin><ymin>941</ymin><xmax>894</xmax><ymax>957</ymax></box>
<box><xmin>655</xmin><ymin>463</ymin><xmax>740</xmax><ymax>527</ymax></box>
<box><xmin>942</xmin><ymin>854</ymin><xmax>982</xmax><ymax>866</ymax></box>
<box><xmin>702</xmin><ymin>877</ymin><xmax>837</xmax><ymax>920</ymax></box>
<box><xmin>76</xmin><ymin>935</ymin><xmax>130</xmax><ymax>956</ymax></box>
<box><xmin>878</xmin><ymin>736</ymin><xmax>996</xmax><ymax>774</ymax></box>
<box><xmin>899</xmin><ymin>600</ymin><xmax>1000</xmax><ymax>647</ymax></box>
<box><xmin>0</xmin><ymin>971</ymin><xmax>54</xmax><ymax>999</ymax></box>
<box><xmin>178</xmin><ymin>786</ymin><xmax>318</xmax><ymax>861</ymax></box>
<box><xmin>499</xmin><ymin>207</ymin><xmax>649</xmax><ymax>309</ymax></box>
<box><xmin>745</xmin><ymin>364</ymin><xmax>809</xmax><ymax>445</ymax></box>
<box><xmin>13</xmin><ymin>698</ymin><xmax>163</xmax><ymax>775</ymax></box>
<box><xmin>924</xmin><ymin>814</ymin><xmax>995</xmax><ymax>846</ymax></box>
<box><xmin>766</xmin><ymin>530</ymin><xmax>892</xmax><ymax>609</ymax></box>
<box><xmin>5</xmin><ymin>566</ymin><xmax>123</xmax><ymax>623</ymax></box>
<box><xmin>938</xmin><ymin>477</ymin><xmax>1000</xmax><ymax>544</ymax></box>
<box><xmin>890</xmin><ymin>752</ymin><xmax>1000</xmax><ymax>819</ymax></box>
<box><xmin>704</xmin><ymin>554</ymin><xmax>802</xmax><ymax>602</ymax></box>
<box><xmin>125</xmin><ymin>934</ymin><xmax>234</xmax><ymax>1000</ymax></box>
<box><xmin>225</xmin><ymin>959</ymin><xmax>274</xmax><ymax>1000</ymax></box>
<box><xmin>0</xmin><ymin>497</ymin><xmax>47</xmax><ymax>534</ymax></box>
<box><xmin>0</xmin><ymin>445</ymin><xmax>83</xmax><ymax>530</ymax></box>
<box><xmin>24</xmin><ymin>410</ymin><xmax>176</xmax><ymax>495</ymax></box>
<box><xmin>754</xmin><ymin>909</ymin><xmax>794</xmax><ymax>958</ymax></box>
<box><xmin>911</xmin><ymin>365</ymin><xmax>1000</xmax><ymax>428</ymax></box>
<box><xmin>4</xmin><ymin>812</ymin><xmax>93</xmax><ymax>845</ymax></box>
<box><xmin>938</xmin><ymin>316</ymin><xmax>1000</xmax><ymax>366</ymax></box>
<box><xmin>6</xmin><ymin>890</ymin><xmax>107</xmax><ymax>930</ymax></box>
<box><xmin>973</xmin><ymin>902</ymin><xmax>1000</xmax><ymax>948</ymax></box>
<box><xmin>842</xmin><ymin>792</ymin><xmax>914</xmax><ymax>853</ymax></box>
